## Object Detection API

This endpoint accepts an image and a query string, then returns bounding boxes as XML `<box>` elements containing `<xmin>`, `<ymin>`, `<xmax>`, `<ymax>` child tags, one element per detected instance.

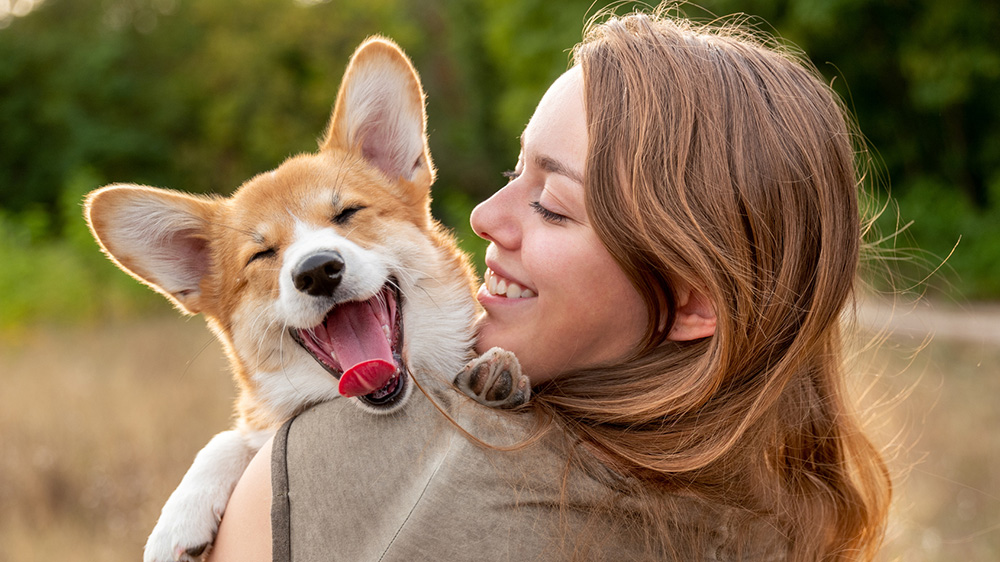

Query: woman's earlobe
<box><xmin>666</xmin><ymin>284</ymin><xmax>717</xmax><ymax>342</ymax></box>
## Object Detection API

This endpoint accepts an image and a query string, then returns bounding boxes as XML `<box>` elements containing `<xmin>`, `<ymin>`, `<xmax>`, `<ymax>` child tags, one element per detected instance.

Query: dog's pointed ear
<box><xmin>322</xmin><ymin>37</ymin><xmax>434</xmax><ymax>190</ymax></box>
<box><xmin>85</xmin><ymin>185</ymin><xmax>217</xmax><ymax>315</ymax></box>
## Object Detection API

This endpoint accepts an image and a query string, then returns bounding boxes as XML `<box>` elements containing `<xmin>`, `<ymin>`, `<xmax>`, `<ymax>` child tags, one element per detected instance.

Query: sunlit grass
<box><xmin>0</xmin><ymin>313</ymin><xmax>997</xmax><ymax>561</ymax></box>
<box><xmin>847</xmin><ymin>316</ymin><xmax>1000</xmax><ymax>561</ymax></box>
<box><xmin>0</xmin><ymin>316</ymin><xmax>232</xmax><ymax>562</ymax></box>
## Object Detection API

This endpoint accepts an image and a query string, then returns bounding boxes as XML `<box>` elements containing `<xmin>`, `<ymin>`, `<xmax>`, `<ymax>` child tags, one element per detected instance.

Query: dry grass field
<box><xmin>852</xmin><ymin>311</ymin><xmax>1000</xmax><ymax>562</ymax></box>
<box><xmin>1</xmin><ymin>303</ymin><xmax>997</xmax><ymax>561</ymax></box>
<box><xmin>0</xmin><ymin>317</ymin><xmax>233</xmax><ymax>562</ymax></box>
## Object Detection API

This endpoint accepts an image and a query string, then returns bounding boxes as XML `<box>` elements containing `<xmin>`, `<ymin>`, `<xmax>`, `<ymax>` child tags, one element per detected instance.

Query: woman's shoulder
<box><xmin>279</xmin><ymin>390</ymin><xmax>602</xmax><ymax>501</ymax></box>
<box><xmin>276</xmin><ymin>393</ymin><xmax>789</xmax><ymax>561</ymax></box>
<box><xmin>275</xmin><ymin>392</ymin><xmax>648</xmax><ymax>560</ymax></box>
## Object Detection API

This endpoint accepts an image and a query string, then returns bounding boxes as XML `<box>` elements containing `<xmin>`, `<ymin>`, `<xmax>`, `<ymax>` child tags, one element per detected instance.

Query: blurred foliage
<box><xmin>0</xmin><ymin>0</ymin><xmax>998</xmax><ymax>330</ymax></box>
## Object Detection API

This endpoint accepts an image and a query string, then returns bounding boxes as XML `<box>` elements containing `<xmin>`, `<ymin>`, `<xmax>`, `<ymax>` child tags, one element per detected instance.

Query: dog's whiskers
<box><xmin>276</xmin><ymin>319</ymin><xmax>313</xmax><ymax>401</ymax></box>
<box><xmin>249</xmin><ymin>311</ymin><xmax>280</xmax><ymax>369</ymax></box>
<box><xmin>389</xmin><ymin>266</ymin><xmax>445</xmax><ymax>310</ymax></box>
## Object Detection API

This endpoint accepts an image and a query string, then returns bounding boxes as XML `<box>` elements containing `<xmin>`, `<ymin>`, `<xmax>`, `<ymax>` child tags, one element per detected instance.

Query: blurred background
<box><xmin>0</xmin><ymin>0</ymin><xmax>997</xmax><ymax>560</ymax></box>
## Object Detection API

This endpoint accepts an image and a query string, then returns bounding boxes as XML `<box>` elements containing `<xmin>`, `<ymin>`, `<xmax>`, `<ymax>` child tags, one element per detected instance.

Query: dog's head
<box><xmin>85</xmin><ymin>38</ymin><xmax>477</xmax><ymax>420</ymax></box>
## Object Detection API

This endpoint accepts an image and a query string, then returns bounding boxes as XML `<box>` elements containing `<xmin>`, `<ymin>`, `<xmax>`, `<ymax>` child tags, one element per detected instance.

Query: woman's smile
<box><xmin>482</xmin><ymin>268</ymin><xmax>535</xmax><ymax>299</ymax></box>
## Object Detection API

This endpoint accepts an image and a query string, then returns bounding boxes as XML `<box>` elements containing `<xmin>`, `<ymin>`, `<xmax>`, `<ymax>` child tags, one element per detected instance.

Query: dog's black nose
<box><xmin>293</xmin><ymin>251</ymin><xmax>345</xmax><ymax>297</ymax></box>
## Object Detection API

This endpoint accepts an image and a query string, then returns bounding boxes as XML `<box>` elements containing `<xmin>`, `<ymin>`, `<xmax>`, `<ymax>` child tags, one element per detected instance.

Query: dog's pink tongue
<box><xmin>325</xmin><ymin>300</ymin><xmax>397</xmax><ymax>397</ymax></box>
<box><xmin>339</xmin><ymin>359</ymin><xmax>397</xmax><ymax>398</ymax></box>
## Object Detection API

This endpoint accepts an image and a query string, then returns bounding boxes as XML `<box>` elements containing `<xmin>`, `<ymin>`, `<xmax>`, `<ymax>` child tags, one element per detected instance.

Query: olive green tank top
<box><xmin>271</xmin><ymin>390</ymin><xmax>788</xmax><ymax>561</ymax></box>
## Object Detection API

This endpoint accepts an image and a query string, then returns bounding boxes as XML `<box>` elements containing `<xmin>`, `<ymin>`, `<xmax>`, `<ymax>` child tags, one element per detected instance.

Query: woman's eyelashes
<box><xmin>530</xmin><ymin>200</ymin><xmax>567</xmax><ymax>223</ymax></box>
<box><xmin>503</xmin><ymin>168</ymin><xmax>568</xmax><ymax>223</ymax></box>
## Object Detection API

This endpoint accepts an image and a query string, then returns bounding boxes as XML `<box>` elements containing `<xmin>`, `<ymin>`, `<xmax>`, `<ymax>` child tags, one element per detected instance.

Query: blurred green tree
<box><xmin>0</xmin><ymin>0</ymin><xmax>998</xmax><ymax>325</ymax></box>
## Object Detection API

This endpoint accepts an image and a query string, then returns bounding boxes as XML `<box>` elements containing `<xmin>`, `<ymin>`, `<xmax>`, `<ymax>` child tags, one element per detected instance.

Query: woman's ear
<box><xmin>666</xmin><ymin>283</ymin><xmax>717</xmax><ymax>341</ymax></box>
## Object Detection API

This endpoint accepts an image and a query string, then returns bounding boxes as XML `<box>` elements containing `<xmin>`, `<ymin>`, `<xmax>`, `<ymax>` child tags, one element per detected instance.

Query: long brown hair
<box><xmin>530</xmin><ymin>8</ymin><xmax>891</xmax><ymax>560</ymax></box>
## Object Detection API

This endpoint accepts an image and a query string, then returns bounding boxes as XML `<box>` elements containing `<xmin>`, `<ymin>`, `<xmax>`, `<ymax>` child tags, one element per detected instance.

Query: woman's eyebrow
<box><xmin>534</xmin><ymin>154</ymin><xmax>584</xmax><ymax>185</ymax></box>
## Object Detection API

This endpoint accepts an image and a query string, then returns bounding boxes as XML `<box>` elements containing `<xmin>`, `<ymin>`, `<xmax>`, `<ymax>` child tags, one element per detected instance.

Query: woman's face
<box><xmin>470</xmin><ymin>67</ymin><xmax>648</xmax><ymax>383</ymax></box>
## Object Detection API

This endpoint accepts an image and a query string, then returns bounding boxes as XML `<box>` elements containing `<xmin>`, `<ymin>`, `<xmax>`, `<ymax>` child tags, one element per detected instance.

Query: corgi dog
<box><xmin>85</xmin><ymin>38</ymin><xmax>527</xmax><ymax>562</ymax></box>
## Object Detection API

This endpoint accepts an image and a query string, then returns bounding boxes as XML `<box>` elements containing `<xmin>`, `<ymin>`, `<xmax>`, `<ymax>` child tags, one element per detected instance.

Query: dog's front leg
<box><xmin>144</xmin><ymin>429</ymin><xmax>268</xmax><ymax>562</ymax></box>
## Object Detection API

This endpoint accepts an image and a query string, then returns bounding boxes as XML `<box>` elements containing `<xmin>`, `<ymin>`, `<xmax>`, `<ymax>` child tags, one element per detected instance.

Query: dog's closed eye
<box><xmin>332</xmin><ymin>206</ymin><xmax>365</xmax><ymax>225</ymax></box>
<box><xmin>246</xmin><ymin>248</ymin><xmax>277</xmax><ymax>266</ymax></box>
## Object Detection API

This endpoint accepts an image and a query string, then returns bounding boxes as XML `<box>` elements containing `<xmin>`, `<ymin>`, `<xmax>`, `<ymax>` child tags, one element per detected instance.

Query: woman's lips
<box><xmin>484</xmin><ymin>268</ymin><xmax>535</xmax><ymax>299</ymax></box>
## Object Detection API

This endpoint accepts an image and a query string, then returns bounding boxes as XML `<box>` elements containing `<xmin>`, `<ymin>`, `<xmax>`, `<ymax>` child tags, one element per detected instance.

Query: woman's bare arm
<box><xmin>206</xmin><ymin>437</ymin><xmax>274</xmax><ymax>562</ymax></box>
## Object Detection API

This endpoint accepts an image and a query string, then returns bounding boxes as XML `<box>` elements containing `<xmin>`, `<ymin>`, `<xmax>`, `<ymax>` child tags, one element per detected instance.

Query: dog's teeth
<box><xmin>383</xmin><ymin>324</ymin><xmax>391</xmax><ymax>342</ymax></box>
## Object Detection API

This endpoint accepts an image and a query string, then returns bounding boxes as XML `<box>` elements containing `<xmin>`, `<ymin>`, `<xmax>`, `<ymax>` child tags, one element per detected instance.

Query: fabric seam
<box><xmin>271</xmin><ymin>416</ymin><xmax>296</xmax><ymax>562</ymax></box>
<box><xmin>376</xmin><ymin>432</ymin><xmax>454</xmax><ymax>561</ymax></box>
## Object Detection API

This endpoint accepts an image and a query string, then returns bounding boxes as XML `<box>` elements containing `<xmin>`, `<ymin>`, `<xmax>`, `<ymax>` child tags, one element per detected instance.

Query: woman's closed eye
<box><xmin>530</xmin><ymin>200</ymin><xmax>567</xmax><ymax>223</ymax></box>
<box><xmin>502</xmin><ymin>169</ymin><xmax>568</xmax><ymax>223</ymax></box>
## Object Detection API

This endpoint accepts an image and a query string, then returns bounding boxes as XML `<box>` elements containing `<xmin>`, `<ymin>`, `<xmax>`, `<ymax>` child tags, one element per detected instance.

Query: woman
<box><xmin>210</xmin><ymin>8</ymin><xmax>890</xmax><ymax>561</ymax></box>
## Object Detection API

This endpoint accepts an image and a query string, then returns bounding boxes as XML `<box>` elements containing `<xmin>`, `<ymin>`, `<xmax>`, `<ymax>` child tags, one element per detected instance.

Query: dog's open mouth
<box><xmin>290</xmin><ymin>283</ymin><xmax>407</xmax><ymax>408</ymax></box>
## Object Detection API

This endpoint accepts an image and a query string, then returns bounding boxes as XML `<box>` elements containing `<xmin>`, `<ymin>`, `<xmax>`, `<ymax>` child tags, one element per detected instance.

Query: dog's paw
<box><xmin>143</xmin><ymin>492</ymin><xmax>224</xmax><ymax>562</ymax></box>
<box><xmin>455</xmin><ymin>347</ymin><xmax>530</xmax><ymax>408</ymax></box>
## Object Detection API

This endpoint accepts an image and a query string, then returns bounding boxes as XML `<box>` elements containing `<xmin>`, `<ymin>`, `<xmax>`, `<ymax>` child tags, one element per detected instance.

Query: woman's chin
<box><xmin>472</xmin><ymin>319</ymin><xmax>504</xmax><ymax>356</ymax></box>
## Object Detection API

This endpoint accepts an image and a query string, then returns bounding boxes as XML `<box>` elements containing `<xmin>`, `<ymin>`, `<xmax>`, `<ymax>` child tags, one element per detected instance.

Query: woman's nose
<box><xmin>470</xmin><ymin>184</ymin><xmax>519</xmax><ymax>250</ymax></box>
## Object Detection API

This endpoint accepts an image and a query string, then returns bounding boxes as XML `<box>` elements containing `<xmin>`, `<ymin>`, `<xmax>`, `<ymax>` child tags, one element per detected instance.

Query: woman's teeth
<box><xmin>485</xmin><ymin>268</ymin><xmax>534</xmax><ymax>299</ymax></box>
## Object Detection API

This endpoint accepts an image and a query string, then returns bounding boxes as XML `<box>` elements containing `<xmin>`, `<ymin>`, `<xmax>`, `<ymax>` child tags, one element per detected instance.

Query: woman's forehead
<box><xmin>521</xmin><ymin>66</ymin><xmax>587</xmax><ymax>176</ymax></box>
